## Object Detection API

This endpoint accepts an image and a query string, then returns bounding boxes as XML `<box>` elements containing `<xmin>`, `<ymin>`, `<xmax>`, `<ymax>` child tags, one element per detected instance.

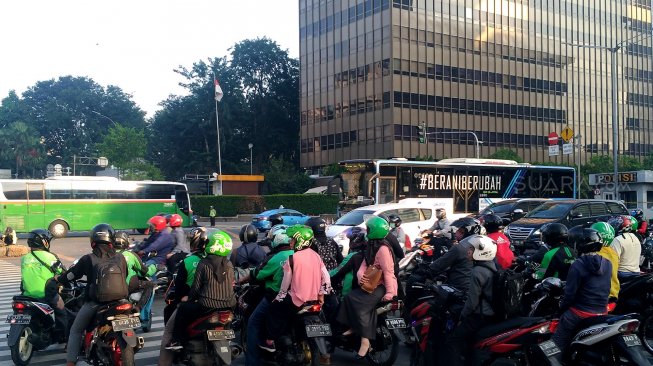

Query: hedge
<box><xmin>191</xmin><ymin>194</ymin><xmax>339</xmax><ymax>217</ymax></box>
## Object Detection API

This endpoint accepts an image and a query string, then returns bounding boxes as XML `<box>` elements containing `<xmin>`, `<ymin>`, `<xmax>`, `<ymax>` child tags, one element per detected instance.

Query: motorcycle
<box><xmin>397</xmin><ymin>240</ymin><xmax>441</xmax><ymax>281</ymax></box>
<box><xmin>327</xmin><ymin>298</ymin><xmax>404</xmax><ymax>366</ymax></box>
<box><xmin>171</xmin><ymin>309</ymin><xmax>242</xmax><ymax>366</ymax></box>
<box><xmin>6</xmin><ymin>262</ymin><xmax>83</xmax><ymax>365</ymax></box>
<box><xmin>261</xmin><ymin>301</ymin><xmax>331</xmax><ymax>366</ymax></box>
<box><xmin>530</xmin><ymin>313</ymin><xmax>649</xmax><ymax>365</ymax></box>
<box><xmin>640</xmin><ymin>233</ymin><xmax>653</xmax><ymax>273</ymax></box>
<box><xmin>80</xmin><ymin>299</ymin><xmax>144</xmax><ymax>366</ymax></box>
<box><xmin>127</xmin><ymin>277</ymin><xmax>157</xmax><ymax>333</ymax></box>
<box><xmin>613</xmin><ymin>273</ymin><xmax>653</xmax><ymax>355</ymax></box>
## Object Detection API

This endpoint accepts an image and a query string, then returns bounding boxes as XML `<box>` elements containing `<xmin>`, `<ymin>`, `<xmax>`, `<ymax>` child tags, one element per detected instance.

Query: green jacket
<box><xmin>209</xmin><ymin>208</ymin><xmax>217</xmax><ymax>217</ymax></box>
<box><xmin>121</xmin><ymin>250</ymin><xmax>147</xmax><ymax>285</ymax></box>
<box><xmin>21</xmin><ymin>250</ymin><xmax>62</xmax><ymax>298</ymax></box>
<box><xmin>255</xmin><ymin>249</ymin><xmax>293</xmax><ymax>293</ymax></box>
<box><xmin>183</xmin><ymin>253</ymin><xmax>203</xmax><ymax>287</ymax></box>
<box><xmin>535</xmin><ymin>246</ymin><xmax>575</xmax><ymax>280</ymax></box>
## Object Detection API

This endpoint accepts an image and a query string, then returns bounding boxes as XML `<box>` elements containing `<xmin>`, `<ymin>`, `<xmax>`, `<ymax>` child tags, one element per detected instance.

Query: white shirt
<box><xmin>611</xmin><ymin>233</ymin><xmax>642</xmax><ymax>273</ymax></box>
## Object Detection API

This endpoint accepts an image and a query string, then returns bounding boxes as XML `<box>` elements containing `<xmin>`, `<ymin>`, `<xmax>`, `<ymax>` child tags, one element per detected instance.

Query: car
<box><xmin>476</xmin><ymin>198</ymin><xmax>550</xmax><ymax>224</ymax></box>
<box><xmin>251</xmin><ymin>207</ymin><xmax>310</xmax><ymax>231</ymax></box>
<box><xmin>326</xmin><ymin>202</ymin><xmax>439</xmax><ymax>254</ymax></box>
<box><xmin>505</xmin><ymin>199</ymin><xmax>629</xmax><ymax>252</ymax></box>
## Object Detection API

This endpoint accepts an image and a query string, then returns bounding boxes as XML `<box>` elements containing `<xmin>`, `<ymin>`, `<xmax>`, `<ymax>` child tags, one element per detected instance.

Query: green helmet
<box><xmin>272</xmin><ymin>229</ymin><xmax>291</xmax><ymax>248</ymax></box>
<box><xmin>205</xmin><ymin>229</ymin><xmax>233</xmax><ymax>257</ymax></box>
<box><xmin>629</xmin><ymin>216</ymin><xmax>638</xmax><ymax>232</ymax></box>
<box><xmin>286</xmin><ymin>224</ymin><xmax>314</xmax><ymax>251</ymax></box>
<box><xmin>590</xmin><ymin>221</ymin><xmax>615</xmax><ymax>246</ymax></box>
<box><xmin>366</xmin><ymin>216</ymin><xmax>390</xmax><ymax>240</ymax></box>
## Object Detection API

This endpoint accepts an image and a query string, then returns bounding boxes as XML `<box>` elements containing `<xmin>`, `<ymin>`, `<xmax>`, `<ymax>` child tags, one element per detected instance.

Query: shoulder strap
<box><xmin>288</xmin><ymin>254</ymin><xmax>294</xmax><ymax>270</ymax></box>
<box><xmin>31</xmin><ymin>251</ymin><xmax>56</xmax><ymax>275</ymax></box>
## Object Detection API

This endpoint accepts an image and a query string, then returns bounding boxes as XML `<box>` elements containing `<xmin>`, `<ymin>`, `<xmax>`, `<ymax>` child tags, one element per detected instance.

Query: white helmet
<box><xmin>469</xmin><ymin>235</ymin><xmax>497</xmax><ymax>261</ymax></box>
<box><xmin>267</xmin><ymin>224</ymin><xmax>288</xmax><ymax>240</ymax></box>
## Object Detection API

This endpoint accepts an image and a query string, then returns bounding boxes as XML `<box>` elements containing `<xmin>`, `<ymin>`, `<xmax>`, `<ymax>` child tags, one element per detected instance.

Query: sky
<box><xmin>0</xmin><ymin>0</ymin><xmax>299</xmax><ymax>118</ymax></box>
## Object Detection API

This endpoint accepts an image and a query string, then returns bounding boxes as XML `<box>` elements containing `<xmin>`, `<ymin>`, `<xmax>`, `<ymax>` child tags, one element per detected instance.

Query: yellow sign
<box><xmin>561</xmin><ymin>127</ymin><xmax>574</xmax><ymax>142</ymax></box>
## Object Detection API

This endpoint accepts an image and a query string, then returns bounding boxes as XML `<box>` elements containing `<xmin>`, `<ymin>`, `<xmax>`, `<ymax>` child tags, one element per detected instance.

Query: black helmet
<box><xmin>541</xmin><ymin>223</ymin><xmax>569</xmax><ymax>248</ymax></box>
<box><xmin>90</xmin><ymin>223</ymin><xmax>115</xmax><ymax>246</ymax></box>
<box><xmin>574</xmin><ymin>228</ymin><xmax>603</xmax><ymax>254</ymax></box>
<box><xmin>450</xmin><ymin>217</ymin><xmax>483</xmax><ymax>241</ymax></box>
<box><xmin>567</xmin><ymin>225</ymin><xmax>585</xmax><ymax>250</ymax></box>
<box><xmin>240</xmin><ymin>224</ymin><xmax>258</xmax><ymax>244</ymax></box>
<box><xmin>114</xmin><ymin>231</ymin><xmax>130</xmax><ymax>250</ymax></box>
<box><xmin>27</xmin><ymin>229</ymin><xmax>53</xmax><ymax>251</ymax></box>
<box><xmin>305</xmin><ymin>217</ymin><xmax>327</xmax><ymax>235</ymax></box>
<box><xmin>631</xmin><ymin>209</ymin><xmax>645</xmax><ymax>222</ymax></box>
<box><xmin>480</xmin><ymin>214</ymin><xmax>503</xmax><ymax>233</ymax></box>
<box><xmin>347</xmin><ymin>227</ymin><xmax>367</xmax><ymax>252</ymax></box>
<box><xmin>268</xmin><ymin>213</ymin><xmax>284</xmax><ymax>227</ymax></box>
<box><xmin>387</xmin><ymin>214</ymin><xmax>402</xmax><ymax>228</ymax></box>
<box><xmin>189</xmin><ymin>227</ymin><xmax>210</xmax><ymax>252</ymax></box>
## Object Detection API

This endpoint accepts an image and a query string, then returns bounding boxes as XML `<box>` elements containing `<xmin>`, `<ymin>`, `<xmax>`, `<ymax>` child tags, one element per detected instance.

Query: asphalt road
<box><xmin>0</xmin><ymin>222</ymin><xmax>412</xmax><ymax>365</ymax></box>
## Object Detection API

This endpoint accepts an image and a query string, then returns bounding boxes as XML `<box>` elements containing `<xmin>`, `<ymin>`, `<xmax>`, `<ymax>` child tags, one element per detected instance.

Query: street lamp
<box><xmin>248</xmin><ymin>143</ymin><xmax>253</xmax><ymax>174</ymax></box>
<box><xmin>564</xmin><ymin>32</ymin><xmax>653</xmax><ymax>199</ymax></box>
<box><xmin>427</xmin><ymin>131</ymin><xmax>484</xmax><ymax>158</ymax></box>
<box><xmin>72</xmin><ymin>155</ymin><xmax>109</xmax><ymax>176</ymax></box>
<box><xmin>91</xmin><ymin>110</ymin><xmax>117</xmax><ymax>126</ymax></box>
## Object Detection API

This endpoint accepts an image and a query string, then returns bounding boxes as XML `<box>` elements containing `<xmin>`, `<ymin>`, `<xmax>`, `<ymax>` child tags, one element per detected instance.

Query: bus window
<box><xmin>27</xmin><ymin>184</ymin><xmax>44</xmax><ymax>200</ymax></box>
<box><xmin>2</xmin><ymin>182</ymin><xmax>27</xmax><ymax>200</ymax></box>
<box><xmin>73</xmin><ymin>190</ymin><xmax>98</xmax><ymax>199</ymax></box>
<box><xmin>46</xmin><ymin>189</ymin><xmax>71</xmax><ymax>199</ymax></box>
<box><xmin>175</xmin><ymin>189</ymin><xmax>190</xmax><ymax>214</ymax></box>
<box><xmin>377</xmin><ymin>178</ymin><xmax>396</xmax><ymax>204</ymax></box>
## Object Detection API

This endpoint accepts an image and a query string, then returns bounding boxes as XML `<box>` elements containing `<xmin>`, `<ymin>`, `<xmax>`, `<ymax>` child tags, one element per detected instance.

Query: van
<box><xmin>505</xmin><ymin>199</ymin><xmax>629</xmax><ymax>251</ymax></box>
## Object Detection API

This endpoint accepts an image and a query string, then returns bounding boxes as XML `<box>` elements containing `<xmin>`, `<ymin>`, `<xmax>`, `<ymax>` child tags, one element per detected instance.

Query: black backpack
<box><xmin>490</xmin><ymin>267</ymin><xmax>525</xmax><ymax>320</ymax></box>
<box><xmin>90</xmin><ymin>254</ymin><xmax>129</xmax><ymax>303</ymax></box>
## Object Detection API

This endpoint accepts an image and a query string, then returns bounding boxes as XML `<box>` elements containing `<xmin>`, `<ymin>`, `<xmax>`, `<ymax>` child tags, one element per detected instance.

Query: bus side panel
<box><xmin>1</xmin><ymin>202</ymin><xmax>28</xmax><ymax>232</ymax></box>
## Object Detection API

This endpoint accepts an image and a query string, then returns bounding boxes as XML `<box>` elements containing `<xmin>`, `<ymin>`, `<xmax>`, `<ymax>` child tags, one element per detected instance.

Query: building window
<box><xmin>627</xmin><ymin>118</ymin><xmax>640</xmax><ymax>129</ymax></box>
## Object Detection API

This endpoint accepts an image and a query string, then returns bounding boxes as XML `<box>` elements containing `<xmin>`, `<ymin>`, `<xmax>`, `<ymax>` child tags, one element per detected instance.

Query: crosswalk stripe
<box><xmin>0</xmin><ymin>260</ymin><xmax>170</xmax><ymax>365</ymax></box>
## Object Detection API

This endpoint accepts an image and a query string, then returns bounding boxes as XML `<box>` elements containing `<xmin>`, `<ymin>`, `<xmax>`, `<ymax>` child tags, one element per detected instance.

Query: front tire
<box><xmin>48</xmin><ymin>220</ymin><xmax>69</xmax><ymax>238</ymax></box>
<box><xmin>10</xmin><ymin>326</ymin><xmax>34</xmax><ymax>366</ymax></box>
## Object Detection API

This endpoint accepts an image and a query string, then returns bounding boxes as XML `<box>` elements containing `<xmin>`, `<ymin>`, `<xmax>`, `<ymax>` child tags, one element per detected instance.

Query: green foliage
<box><xmin>583</xmin><ymin>155</ymin><xmax>642</xmax><ymax>174</ymax></box>
<box><xmin>486</xmin><ymin>149</ymin><xmax>524</xmax><ymax>163</ymax></box>
<box><xmin>263</xmin><ymin>157</ymin><xmax>312</xmax><ymax>194</ymax></box>
<box><xmin>322</xmin><ymin>163</ymin><xmax>345</xmax><ymax>176</ymax></box>
<box><xmin>96</xmin><ymin>125</ymin><xmax>147</xmax><ymax>167</ymax></box>
<box><xmin>121</xmin><ymin>160</ymin><xmax>164</xmax><ymax>181</ymax></box>
<box><xmin>0</xmin><ymin>121</ymin><xmax>44</xmax><ymax>177</ymax></box>
<box><xmin>192</xmin><ymin>194</ymin><xmax>339</xmax><ymax>217</ymax></box>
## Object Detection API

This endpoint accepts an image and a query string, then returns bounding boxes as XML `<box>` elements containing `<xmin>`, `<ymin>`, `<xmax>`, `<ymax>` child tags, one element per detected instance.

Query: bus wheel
<box><xmin>48</xmin><ymin>220</ymin><xmax>69</xmax><ymax>238</ymax></box>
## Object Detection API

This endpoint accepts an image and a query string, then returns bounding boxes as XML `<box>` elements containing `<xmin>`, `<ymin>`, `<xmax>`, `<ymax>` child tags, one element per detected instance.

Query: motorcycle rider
<box><xmin>632</xmin><ymin>208</ymin><xmax>648</xmax><ymax>237</ymax></box>
<box><xmin>231</xmin><ymin>224</ymin><xmax>266</xmax><ymax>271</ymax></box>
<box><xmin>166</xmin><ymin>229</ymin><xmax>236</xmax><ymax>350</ymax></box>
<box><xmin>551</xmin><ymin>228</ymin><xmax>611</xmax><ymax>355</ymax></box>
<box><xmin>158</xmin><ymin>227</ymin><xmax>209</xmax><ymax>366</ymax></box>
<box><xmin>388</xmin><ymin>214</ymin><xmax>408</xmax><ymax>249</ymax></box>
<box><xmin>587</xmin><ymin>222</ymin><xmax>620</xmax><ymax>307</ymax></box>
<box><xmin>330</xmin><ymin>227</ymin><xmax>368</xmax><ymax>300</ymax></box>
<box><xmin>480</xmin><ymin>214</ymin><xmax>514</xmax><ymax>269</ymax></box>
<box><xmin>21</xmin><ymin>229</ymin><xmax>68</xmax><ymax>341</ymax></box>
<box><xmin>534</xmin><ymin>223</ymin><xmax>576</xmax><ymax>280</ymax></box>
<box><xmin>114</xmin><ymin>231</ymin><xmax>155</xmax><ymax>311</ymax></box>
<box><xmin>424</xmin><ymin>208</ymin><xmax>451</xmax><ymax>238</ymax></box>
<box><xmin>608</xmin><ymin>215</ymin><xmax>642</xmax><ymax>281</ymax></box>
<box><xmin>306</xmin><ymin>216</ymin><xmax>342</xmax><ymax>271</ymax></box>
<box><xmin>442</xmin><ymin>235</ymin><xmax>498</xmax><ymax>366</ymax></box>
<box><xmin>137</xmin><ymin>215</ymin><xmax>174</xmax><ymax>270</ymax></box>
<box><xmin>260</xmin><ymin>225</ymin><xmax>332</xmax><ymax>353</ymax></box>
<box><xmin>166</xmin><ymin>213</ymin><xmax>189</xmax><ymax>270</ymax></box>
<box><xmin>246</xmin><ymin>227</ymin><xmax>294</xmax><ymax>366</ymax></box>
<box><xmin>58</xmin><ymin>223</ymin><xmax>128</xmax><ymax>366</ymax></box>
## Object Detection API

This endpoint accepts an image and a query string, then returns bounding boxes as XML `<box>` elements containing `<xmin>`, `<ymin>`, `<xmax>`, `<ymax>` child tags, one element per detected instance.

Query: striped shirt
<box><xmin>188</xmin><ymin>257</ymin><xmax>236</xmax><ymax>309</ymax></box>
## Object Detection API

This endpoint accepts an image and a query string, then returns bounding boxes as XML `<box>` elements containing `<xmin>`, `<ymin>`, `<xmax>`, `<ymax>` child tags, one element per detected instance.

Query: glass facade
<box><xmin>299</xmin><ymin>0</ymin><xmax>653</xmax><ymax>171</ymax></box>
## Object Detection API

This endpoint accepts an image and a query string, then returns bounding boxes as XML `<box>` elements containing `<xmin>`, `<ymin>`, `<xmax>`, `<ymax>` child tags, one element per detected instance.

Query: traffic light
<box><xmin>418</xmin><ymin>122</ymin><xmax>426</xmax><ymax>144</ymax></box>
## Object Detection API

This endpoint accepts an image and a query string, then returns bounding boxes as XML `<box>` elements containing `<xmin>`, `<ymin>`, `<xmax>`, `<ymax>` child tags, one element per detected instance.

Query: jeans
<box><xmin>552</xmin><ymin>309</ymin><xmax>586</xmax><ymax>355</ymax></box>
<box><xmin>618</xmin><ymin>271</ymin><xmax>640</xmax><ymax>282</ymax></box>
<box><xmin>246</xmin><ymin>297</ymin><xmax>270</xmax><ymax>366</ymax></box>
<box><xmin>67</xmin><ymin>301</ymin><xmax>99</xmax><ymax>363</ymax></box>
<box><xmin>158</xmin><ymin>308</ymin><xmax>176</xmax><ymax>366</ymax></box>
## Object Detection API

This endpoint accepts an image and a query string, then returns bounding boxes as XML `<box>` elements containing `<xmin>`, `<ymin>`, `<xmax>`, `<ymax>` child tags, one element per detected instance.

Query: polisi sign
<box><xmin>595</xmin><ymin>172</ymin><xmax>637</xmax><ymax>184</ymax></box>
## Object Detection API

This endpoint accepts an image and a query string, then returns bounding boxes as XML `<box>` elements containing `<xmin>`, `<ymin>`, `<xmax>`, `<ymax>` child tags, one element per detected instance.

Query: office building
<box><xmin>299</xmin><ymin>0</ymin><xmax>653</xmax><ymax>172</ymax></box>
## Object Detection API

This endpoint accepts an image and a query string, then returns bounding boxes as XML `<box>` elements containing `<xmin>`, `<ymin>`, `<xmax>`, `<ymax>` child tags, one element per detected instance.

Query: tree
<box><xmin>96</xmin><ymin>124</ymin><xmax>163</xmax><ymax>180</ymax></box>
<box><xmin>486</xmin><ymin>149</ymin><xmax>524</xmax><ymax>163</ymax></box>
<box><xmin>322</xmin><ymin>163</ymin><xmax>345</xmax><ymax>176</ymax></box>
<box><xmin>263</xmin><ymin>157</ymin><xmax>311</xmax><ymax>194</ymax></box>
<box><xmin>0</xmin><ymin>121</ymin><xmax>44</xmax><ymax>177</ymax></box>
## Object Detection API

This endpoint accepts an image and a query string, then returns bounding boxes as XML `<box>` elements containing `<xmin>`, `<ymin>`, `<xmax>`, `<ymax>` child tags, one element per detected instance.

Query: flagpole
<box><xmin>212</xmin><ymin>71</ymin><xmax>223</xmax><ymax>195</ymax></box>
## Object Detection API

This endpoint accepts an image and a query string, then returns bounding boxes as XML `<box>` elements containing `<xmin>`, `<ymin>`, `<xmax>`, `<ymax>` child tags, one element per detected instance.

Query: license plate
<box><xmin>111</xmin><ymin>317</ymin><xmax>141</xmax><ymax>331</ymax></box>
<box><xmin>538</xmin><ymin>340</ymin><xmax>561</xmax><ymax>357</ymax></box>
<box><xmin>385</xmin><ymin>317</ymin><xmax>407</xmax><ymax>329</ymax></box>
<box><xmin>623</xmin><ymin>334</ymin><xmax>642</xmax><ymax>347</ymax></box>
<box><xmin>207</xmin><ymin>329</ymin><xmax>235</xmax><ymax>341</ymax></box>
<box><xmin>305</xmin><ymin>324</ymin><xmax>332</xmax><ymax>337</ymax></box>
<box><xmin>5</xmin><ymin>315</ymin><xmax>31</xmax><ymax>325</ymax></box>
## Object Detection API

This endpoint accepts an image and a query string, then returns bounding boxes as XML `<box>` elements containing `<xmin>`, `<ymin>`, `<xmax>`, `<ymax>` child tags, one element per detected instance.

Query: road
<box><xmin>0</xmin><ymin>223</ymin><xmax>412</xmax><ymax>365</ymax></box>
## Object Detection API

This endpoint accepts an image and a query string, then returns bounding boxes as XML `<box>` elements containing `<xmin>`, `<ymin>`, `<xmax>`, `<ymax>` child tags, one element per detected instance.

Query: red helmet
<box><xmin>169</xmin><ymin>214</ymin><xmax>183</xmax><ymax>228</ymax></box>
<box><xmin>148</xmin><ymin>216</ymin><xmax>167</xmax><ymax>232</ymax></box>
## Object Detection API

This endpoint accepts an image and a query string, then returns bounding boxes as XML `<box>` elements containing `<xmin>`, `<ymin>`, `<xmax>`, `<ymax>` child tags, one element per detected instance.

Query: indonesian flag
<box><xmin>214</xmin><ymin>79</ymin><xmax>224</xmax><ymax>102</ymax></box>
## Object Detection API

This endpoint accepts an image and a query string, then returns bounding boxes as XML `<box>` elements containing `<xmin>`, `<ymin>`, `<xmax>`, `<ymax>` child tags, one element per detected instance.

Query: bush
<box><xmin>191</xmin><ymin>194</ymin><xmax>339</xmax><ymax>217</ymax></box>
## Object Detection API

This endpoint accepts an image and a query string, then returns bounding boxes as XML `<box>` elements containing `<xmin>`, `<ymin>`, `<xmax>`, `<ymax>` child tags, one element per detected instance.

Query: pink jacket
<box><xmin>357</xmin><ymin>245</ymin><xmax>397</xmax><ymax>300</ymax></box>
<box><xmin>276</xmin><ymin>249</ymin><xmax>331</xmax><ymax>307</ymax></box>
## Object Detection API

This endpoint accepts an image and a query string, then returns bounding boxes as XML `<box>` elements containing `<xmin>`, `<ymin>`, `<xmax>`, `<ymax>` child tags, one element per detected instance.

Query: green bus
<box><xmin>0</xmin><ymin>177</ymin><xmax>193</xmax><ymax>237</ymax></box>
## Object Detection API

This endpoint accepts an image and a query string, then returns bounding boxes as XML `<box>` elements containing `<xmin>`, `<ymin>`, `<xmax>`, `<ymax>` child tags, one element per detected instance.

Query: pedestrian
<box><xmin>209</xmin><ymin>205</ymin><xmax>217</xmax><ymax>227</ymax></box>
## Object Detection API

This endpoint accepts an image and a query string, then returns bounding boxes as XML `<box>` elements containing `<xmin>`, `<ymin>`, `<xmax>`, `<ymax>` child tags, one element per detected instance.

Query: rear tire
<box><xmin>119</xmin><ymin>338</ymin><xmax>135</xmax><ymax>366</ymax></box>
<box><xmin>368</xmin><ymin>325</ymin><xmax>399</xmax><ymax>366</ymax></box>
<box><xmin>305</xmin><ymin>339</ymin><xmax>320</xmax><ymax>366</ymax></box>
<box><xmin>10</xmin><ymin>326</ymin><xmax>34</xmax><ymax>366</ymax></box>
<box><xmin>48</xmin><ymin>220</ymin><xmax>69</xmax><ymax>238</ymax></box>
<box><xmin>639</xmin><ymin>311</ymin><xmax>653</xmax><ymax>355</ymax></box>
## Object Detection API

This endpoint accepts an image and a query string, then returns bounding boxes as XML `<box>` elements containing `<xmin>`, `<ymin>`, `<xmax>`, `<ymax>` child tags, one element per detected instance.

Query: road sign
<box><xmin>548</xmin><ymin>132</ymin><xmax>559</xmax><ymax>145</ymax></box>
<box><xmin>561</xmin><ymin>127</ymin><xmax>574</xmax><ymax>142</ymax></box>
<box><xmin>562</xmin><ymin>143</ymin><xmax>573</xmax><ymax>155</ymax></box>
<box><xmin>594</xmin><ymin>188</ymin><xmax>601</xmax><ymax>195</ymax></box>
<box><xmin>548</xmin><ymin>145</ymin><xmax>559</xmax><ymax>156</ymax></box>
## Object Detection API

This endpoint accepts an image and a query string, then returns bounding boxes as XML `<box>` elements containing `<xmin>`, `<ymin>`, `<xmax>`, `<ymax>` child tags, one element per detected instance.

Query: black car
<box><xmin>505</xmin><ymin>199</ymin><xmax>629</xmax><ymax>251</ymax></box>
<box><xmin>477</xmin><ymin>198</ymin><xmax>550</xmax><ymax>224</ymax></box>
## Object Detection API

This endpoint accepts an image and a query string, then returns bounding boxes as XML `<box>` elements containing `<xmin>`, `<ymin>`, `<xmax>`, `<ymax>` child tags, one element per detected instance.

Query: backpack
<box><xmin>90</xmin><ymin>254</ymin><xmax>129</xmax><ymax>303</ymax></box>
<box><xmin>490</xmin><ymin>267</ymin><xmax>525</xmax><ymax>320</ymax></box>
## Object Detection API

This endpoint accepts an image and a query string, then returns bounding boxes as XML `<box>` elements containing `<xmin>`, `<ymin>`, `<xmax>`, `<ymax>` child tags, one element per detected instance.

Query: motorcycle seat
<box><xmin>13</xmin><ymin>295</ymin><xmax>42</xmax><ymax>302</ymax></box>
<box><xmin>620</xmin><ymin>274</ymin><xmax>652</xmax><ymax>292</ymax></box>
<box><xmin>574</xmin><ymin>313</ymin><xmax>637</xmax><ymax>332</ymax></box>
<box><xmin>475</xmin><ymin>317</ymin><xmax>545</xmax><ymax>340</ymax></box>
